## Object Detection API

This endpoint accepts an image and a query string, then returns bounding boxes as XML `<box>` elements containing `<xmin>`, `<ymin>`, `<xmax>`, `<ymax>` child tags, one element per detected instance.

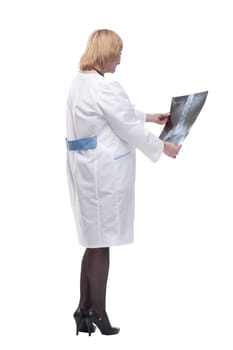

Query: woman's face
<box><xmin>105</xmin><ymin>50</ymin><xmax>122</xmax><ymax>73</ymax></box>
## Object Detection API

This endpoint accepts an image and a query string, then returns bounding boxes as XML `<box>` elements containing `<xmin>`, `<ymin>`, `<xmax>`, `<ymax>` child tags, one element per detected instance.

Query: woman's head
<box><xmin>79</xmin><ymin>29</ymin><xmax>123</xmax><ymax>73</ymax></box>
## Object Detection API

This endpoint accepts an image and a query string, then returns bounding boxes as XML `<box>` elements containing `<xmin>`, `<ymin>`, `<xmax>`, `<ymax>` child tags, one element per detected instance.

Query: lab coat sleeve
<box><xmin>95</xmin><ymin>80</ymin><xmax>164</xmax><ymax>162</ymax></box>
<box><xmin>134</xmin><ymin>109</ymin><xmax>146</xmax><ymax>124</ymax></box>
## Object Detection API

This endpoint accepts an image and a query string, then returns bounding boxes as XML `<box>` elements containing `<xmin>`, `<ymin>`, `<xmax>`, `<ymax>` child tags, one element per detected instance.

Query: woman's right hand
<box><xmin>163</xmin><ymin>142</ymin><xmax>182</xmax><ymax>158</ymax></box>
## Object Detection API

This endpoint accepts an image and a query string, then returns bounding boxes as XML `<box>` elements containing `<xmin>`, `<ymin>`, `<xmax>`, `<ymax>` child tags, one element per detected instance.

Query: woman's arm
<box><xmin>94</xmin><ymin>80</ymin><xmax>181</xmax><ymax>161</ymax></box>
<box><xmin>94</xmin><ymin>81</ymin><xmax>164</xmax><ymax>162</ymax></box>
<box><xmin>146</xmin><ymin>112</ymin><xmax>171</xmax><ymax>124</ymax></box>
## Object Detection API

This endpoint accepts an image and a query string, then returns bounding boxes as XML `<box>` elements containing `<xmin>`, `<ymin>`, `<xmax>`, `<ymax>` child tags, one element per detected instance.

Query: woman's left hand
<box><xmin>146</xmin><ymin>112</ymin><xmax>171</xmax><ymax>124</ymax></box>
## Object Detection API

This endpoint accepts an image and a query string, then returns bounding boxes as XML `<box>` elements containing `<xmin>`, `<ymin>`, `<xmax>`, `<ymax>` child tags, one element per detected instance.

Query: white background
<box><xmin>0</xmin><ymin>0</ymin><xmax>232</xmax><ymax>349</ymax></box>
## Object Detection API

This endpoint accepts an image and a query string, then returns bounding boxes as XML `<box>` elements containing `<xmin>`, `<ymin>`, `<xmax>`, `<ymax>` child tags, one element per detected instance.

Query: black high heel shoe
<box><xmin>85</xmin><ymin>310</ymin><xmax>120</xmax><ymax>336</ymax></box>
<box><xmin>73</xmin><ymin>308</ymin><xmax>96</xmax><ymax>335</ymax></box>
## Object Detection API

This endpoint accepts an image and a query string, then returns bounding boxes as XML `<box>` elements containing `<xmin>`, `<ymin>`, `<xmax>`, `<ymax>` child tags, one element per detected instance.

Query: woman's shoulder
<box><xmin>69</xmin><ymin>72</ymin><xmax>127</xmax><ymax>99</ymax></box>
<box><xmin>72</xmin><ymin>72</ymin><xmax>120</xmax><ymax>86</ymax></box>
<box><xmin>93</xmin><ymin>75</ymin><xmax>125</xmax><ymax>95</ymax></box>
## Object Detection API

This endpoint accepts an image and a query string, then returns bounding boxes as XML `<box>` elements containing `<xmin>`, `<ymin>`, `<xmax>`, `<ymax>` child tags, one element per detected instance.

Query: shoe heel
<box><xmin>85</xmin><ymin>318</ymin><xmax>92</xmax><ymax>337</ymax></box>
<box><xmin>74</xmin><ymin>317</ymin><xmax>82</xmax><ymax>335</ymax></box>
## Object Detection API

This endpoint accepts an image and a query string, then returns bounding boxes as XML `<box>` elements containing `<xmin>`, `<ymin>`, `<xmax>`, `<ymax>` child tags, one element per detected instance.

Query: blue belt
<box><xmin>66</xmin><ymin>136</ymin><xmax>97</xmax><ymax>151</ymax></box>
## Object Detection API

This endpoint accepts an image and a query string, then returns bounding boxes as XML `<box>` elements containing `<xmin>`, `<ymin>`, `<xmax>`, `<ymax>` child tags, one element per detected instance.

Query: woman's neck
<box><xmin>92</xmin><ymin>67</ymin><xmax>105</xmax><ymax>77</ymax></box>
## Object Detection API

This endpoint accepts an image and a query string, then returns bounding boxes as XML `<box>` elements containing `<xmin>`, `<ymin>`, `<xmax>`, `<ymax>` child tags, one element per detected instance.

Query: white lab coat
<box><xmin>66</xmin><ymin>72</ymin><xmax>164</xmax><ymax>248</ymax></box>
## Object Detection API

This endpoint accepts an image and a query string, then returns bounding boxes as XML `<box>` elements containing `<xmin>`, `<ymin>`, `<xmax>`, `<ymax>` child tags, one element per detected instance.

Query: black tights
<box><xmin>78</xmin><ymin>247</ymin><xmax>110</xmax><ymax>316</ymax></box>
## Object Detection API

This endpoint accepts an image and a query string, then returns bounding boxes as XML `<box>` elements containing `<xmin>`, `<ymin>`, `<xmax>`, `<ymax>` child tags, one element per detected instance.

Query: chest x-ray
<box><xmin>159</xmin><ymin>91</ymin><xmax>208</xmax><ymax>144</ymax></box>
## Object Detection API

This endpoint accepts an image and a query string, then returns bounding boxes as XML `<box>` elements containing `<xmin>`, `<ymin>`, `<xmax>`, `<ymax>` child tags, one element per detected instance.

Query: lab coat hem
<box><xmin>79</xmin><ymin>239</ymin><xmax>134</xmax><ymax>249</ymax></box>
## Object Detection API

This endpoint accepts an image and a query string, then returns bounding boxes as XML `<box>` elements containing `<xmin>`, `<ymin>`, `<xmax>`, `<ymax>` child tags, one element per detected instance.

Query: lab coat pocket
<box><xmin>114</xmin><ymin>153</ymin><xmax>135</xmax><ymax>194</ymax></box>
<box><xmin>114</xmin><ymin>150</ymin><xmax>131</xmax><ymax>161</ymax></box>
<box><xmin>113</xmin><ymin>139</ymin><xmax>132</xmax><ymax>161</ymax></box>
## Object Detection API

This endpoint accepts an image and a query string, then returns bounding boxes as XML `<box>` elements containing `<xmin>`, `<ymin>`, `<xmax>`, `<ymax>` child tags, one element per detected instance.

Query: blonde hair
<box><xmin>79</xmin><ymin>29</ymin><xmax>123</xmax><ymax>70</ymax></box>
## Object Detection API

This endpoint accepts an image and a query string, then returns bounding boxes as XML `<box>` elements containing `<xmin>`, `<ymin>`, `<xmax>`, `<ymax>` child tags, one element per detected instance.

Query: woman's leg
<box><xmin>78</xmin><ymin>247</ymin><xmax>110</xmax><ymax>315</ymax></box>
<box><xmin>77</xmin><ymin>247</ymin><xmax>119</xmax><ymax>335</ymax></box>
<box><xmin>85</xmin><ymin>247</ymin><xmax>110</xmax><ymax>316</ymax></box>
<box><xmin>78</xmin><ymin>249</ymin><xmax>91</xmax><ymax>310</ymax></box>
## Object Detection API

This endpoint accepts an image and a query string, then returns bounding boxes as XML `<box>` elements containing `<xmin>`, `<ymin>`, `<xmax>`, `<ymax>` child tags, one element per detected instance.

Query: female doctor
<box><xmin>66</xmin><ymin>29</ymin><xmax>181</xmax><ymax>336</ymax></box>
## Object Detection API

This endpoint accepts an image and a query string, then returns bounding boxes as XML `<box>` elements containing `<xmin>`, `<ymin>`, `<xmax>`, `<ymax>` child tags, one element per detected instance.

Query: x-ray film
<box><xmin>159</xmin><ymin>91</ymin><xmax>208</xmax><ymax>144</ymax></box>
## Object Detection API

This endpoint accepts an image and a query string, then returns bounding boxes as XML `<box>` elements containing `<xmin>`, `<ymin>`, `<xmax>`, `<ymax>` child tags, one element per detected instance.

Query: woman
<box><xmin>66</xmin><ymin>29</ymin><xmax>181</xmax><ymax>336</ymax></box>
